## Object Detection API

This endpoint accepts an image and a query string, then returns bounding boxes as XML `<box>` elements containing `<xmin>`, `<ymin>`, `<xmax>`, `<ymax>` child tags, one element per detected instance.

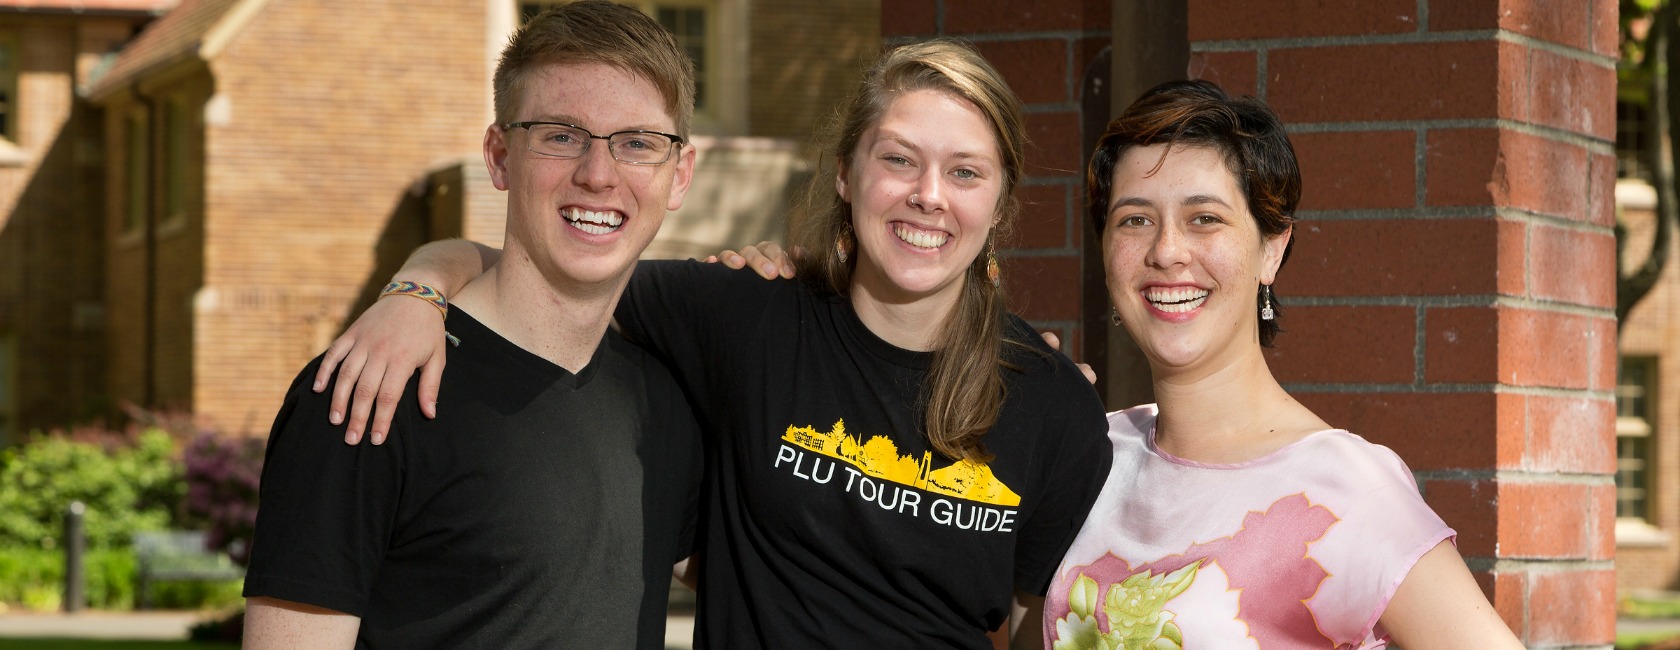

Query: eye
<box><xmin>1191</xmin><ymin>213</ymin><xmax>1226</xmax><ymax>226</ymax></box>
<box><xmin>883</xmin><ymin>154</ymin><xmax>911</xmax><ymax>166</ymax></box>
<box><xmin>547</xmin><ymin>131</ymin><xmax>579</xmax><ymax>144</ymax></box>
<box><xmin>1116</xmin><ymin>214</ymin><xmax>1151</xmax><ymax>228</ymax></box>
<box><xmin>617</xmin><ymin>135</ymin><xmax>656</xmax><ymax>151</ymax></box>
<box><xmin>952</xmin><ymin>168</ymin><xmax>979</xmax><ymax>180</ymax></box>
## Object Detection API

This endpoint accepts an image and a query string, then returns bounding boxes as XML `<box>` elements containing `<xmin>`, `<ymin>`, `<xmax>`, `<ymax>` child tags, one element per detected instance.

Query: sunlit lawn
<box><xmin>1620</xmin><ymin>631</ymin><xmax>1680</xmax><ymax>650</ymax></box>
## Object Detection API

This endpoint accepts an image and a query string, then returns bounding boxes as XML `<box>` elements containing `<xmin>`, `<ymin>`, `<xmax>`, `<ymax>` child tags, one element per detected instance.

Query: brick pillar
<box><xmin>884</xmin><ymin>0</ymin><xmax>1113</xmax><ymax>360</ymax></box>
<box><xmin>1184</xmin><ymin>1</ymin><xmax>1619</xmax><ymax>647</ymax></box>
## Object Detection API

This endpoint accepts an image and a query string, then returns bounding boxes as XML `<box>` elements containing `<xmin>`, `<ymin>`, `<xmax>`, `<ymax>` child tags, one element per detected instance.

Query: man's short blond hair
<box><xmin>493</xmin><ymin>1</ymin><xmax>696</xmax><ymax>137</ymax></box>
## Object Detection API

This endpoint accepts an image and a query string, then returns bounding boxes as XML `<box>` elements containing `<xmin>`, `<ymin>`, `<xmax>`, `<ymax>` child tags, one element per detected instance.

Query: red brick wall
<box><xmin>1188</xmin><ymin>0</ymin><xmax>1618</xmax><ymax>646</ymax></box>
<box><xmin>884</xmin><ymin>0</ymin><xmax>1112</xmax><ymax>361</ymax></box>
<box><xmin>185</xmin><ymin>0</ymin><xmax>487</xmax><ymax>430</ymax></box>
<box><xmin>0</xmin><ymin>14</ymin><xmax>150</xmax><ymax>439</ymax></box>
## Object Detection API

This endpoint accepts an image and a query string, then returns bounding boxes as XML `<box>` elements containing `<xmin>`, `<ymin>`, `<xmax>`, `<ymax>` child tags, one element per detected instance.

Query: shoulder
<box><xmin>998</xmin><ymin>313</ymin><xmax>1101</xmax><ymax>405</ymax></box>
<box><xmin>631</xmin><ymin>258</ymin><xmax>796</xmax><ymax>297</ymax></box>
<box><xmin>602</xmin><ymin>331</ymin><xmax>686</xmax><ymax>397</ymax></box>
<box><xmin>1297</xmin><ymin>430</ymin><xmax>1422</xmax><ymax>490</ymax></box>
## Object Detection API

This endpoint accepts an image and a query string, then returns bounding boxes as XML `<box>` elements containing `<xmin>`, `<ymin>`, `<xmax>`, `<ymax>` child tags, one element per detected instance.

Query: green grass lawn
<box><xmin>1620</xmin><ymin>631</ymin><xmax>1680</xmax><ymax>650</ymax></box>
<box><xmin>0</xmin><ymin>642</ymin><xmax>234</xmax><ymax>650</ymax></box>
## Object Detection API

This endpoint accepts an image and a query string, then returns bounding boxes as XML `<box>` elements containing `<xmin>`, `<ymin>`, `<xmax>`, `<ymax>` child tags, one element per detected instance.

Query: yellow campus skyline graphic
<box><xmin>782</xmin><ymin>420</ymin><xmax>1021</xmax><ymax>507</ymax></box>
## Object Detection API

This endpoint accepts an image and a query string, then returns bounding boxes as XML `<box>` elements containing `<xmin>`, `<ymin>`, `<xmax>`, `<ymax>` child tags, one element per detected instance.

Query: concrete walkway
<box><xmin>0</xmin><ymin>610</ymin><xmax>697</xmax><ymax>648</ymax></box>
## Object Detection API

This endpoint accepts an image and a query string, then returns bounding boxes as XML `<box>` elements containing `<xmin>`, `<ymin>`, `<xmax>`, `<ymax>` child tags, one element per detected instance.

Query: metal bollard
<box><xmin>63</xmin><ymin>501</ymin><xmax>85</xmax><ymax>613</ymax></box>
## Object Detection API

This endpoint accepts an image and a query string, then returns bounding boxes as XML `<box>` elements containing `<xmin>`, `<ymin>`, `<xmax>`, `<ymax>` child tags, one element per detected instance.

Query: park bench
<box><xmin>133</xmin><ymin>530</ymin><xmax>244</xmax><ymax>609</ymax></box>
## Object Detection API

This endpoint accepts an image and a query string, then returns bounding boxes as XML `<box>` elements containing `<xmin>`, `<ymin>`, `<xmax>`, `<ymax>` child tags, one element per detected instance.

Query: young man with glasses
<box><xmin>241</xmin><ymin>3</ymin><xmax>701</xmax><ymax>647</ymax></box>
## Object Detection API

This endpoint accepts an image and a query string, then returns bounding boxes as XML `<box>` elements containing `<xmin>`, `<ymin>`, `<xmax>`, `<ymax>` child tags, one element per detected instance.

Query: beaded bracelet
<box><xmin>379</xmin><ymin>281</ymin><xmax>460</xmax><ymax>347</ymax></box>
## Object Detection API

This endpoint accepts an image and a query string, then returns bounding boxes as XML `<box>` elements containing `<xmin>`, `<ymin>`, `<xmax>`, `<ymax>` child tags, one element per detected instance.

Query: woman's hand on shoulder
<box><xmin>1039</xmin><ymin>330</ymin><xmax>1097</xmax><ymax>385</ymax></box>
<box><xmin>1379</xmin><ymin>540</ymin><xmax>1525</xmax><ymax>649</ymax></box>
<box><xmin>704</xmin><ymin>241</ymin><xmax>798</xmax><ymax>280</ymax></box>
<box><xmin>313</xmin><ymin>294</ymin><xmax>448</xmax><ymax>446</ymax></box>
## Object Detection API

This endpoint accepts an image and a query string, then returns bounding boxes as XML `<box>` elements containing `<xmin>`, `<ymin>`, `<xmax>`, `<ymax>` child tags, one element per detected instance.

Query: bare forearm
<box><xmin>398</xmin><ymin>239</ymin><xmax>501</xmax><ymax>295</ymax></box>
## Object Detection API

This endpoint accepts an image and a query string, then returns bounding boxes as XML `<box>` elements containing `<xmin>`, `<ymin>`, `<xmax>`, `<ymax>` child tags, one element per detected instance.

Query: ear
<box><xmin>483</xmin><ymin>124</ymin><xmax>512</xmax><ymax>191</ymax></box>
<box><xmin>1259</xmin><ymin>224</ymin><xmax>1292</xmax><ymax>284</ymax></box>
<box><xmin>834</xmin><ymin>156</ymin><xmax>851</xmax><ymax>203</ymax></box>
<box><xmin>665</xmin><ymin>143</ymin><xmax>699</xmax><ymax>212</ymax></box>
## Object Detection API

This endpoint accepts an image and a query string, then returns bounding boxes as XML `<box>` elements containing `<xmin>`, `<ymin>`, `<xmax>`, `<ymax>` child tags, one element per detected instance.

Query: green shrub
<box><xmin>0</xmin><ymin>428</ymin><xmax>184</xmax><ymax>549</ymax></box>
<box><xmin>0</xmin><ymin>545</ymin><xmax>237</xmax><ymax>611</ymax></box>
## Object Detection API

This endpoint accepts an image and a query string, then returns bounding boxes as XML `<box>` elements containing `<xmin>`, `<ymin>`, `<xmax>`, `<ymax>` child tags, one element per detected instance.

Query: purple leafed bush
<box><xmin>181</xmin><ymin>432</ymin><xmax>264</xmax><ymax>566</ymax></box>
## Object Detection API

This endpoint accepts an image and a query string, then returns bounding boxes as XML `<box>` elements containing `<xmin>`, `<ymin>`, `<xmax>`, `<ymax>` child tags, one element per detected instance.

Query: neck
<box><xmin>451</xmin><ymin>246</ymin><xmax>626</xmax><ymax>372</ymax></box>
<box><xmin>847</xmin><ymin>277</ymin><xmax>962</xmax><ymax>352</ymax></box>
<box><xmin>1149</xmin><ymin>347</ymin><xmax>1325</xmax><ymax>463</ymax></box>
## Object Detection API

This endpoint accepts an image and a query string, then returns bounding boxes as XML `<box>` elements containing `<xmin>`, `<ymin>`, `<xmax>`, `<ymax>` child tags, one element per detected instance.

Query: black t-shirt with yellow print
<box><xmin>618</xmin><ymin>260</ymin><xmax>1112</xmax><ymax>649</ymax></box>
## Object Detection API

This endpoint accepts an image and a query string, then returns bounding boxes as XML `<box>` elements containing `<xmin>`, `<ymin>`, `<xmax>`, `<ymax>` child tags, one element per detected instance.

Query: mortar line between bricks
<box><xmin>1496</xmin><ymin>31</ymin><xmax>1619</xmax><ymax>67</ymax></box>
<box><xmin>1497</xmin><ymin>385</ymin><xmax>1615</xmax><ymax>400</ymax></box>
<box><xmin>1281</xmin><ymin>383</ymin><xmax>1614</xmax><ymax>399</ymax></box>
<box><xmin>1287</xmin><ymin>119</ymin><xmax>1613</xmax><ymax>151</ymax></box>
<box><xmin>1001</xmin><ymin>247</ymin><xmax>1081</xmax><ymax>258</ymax></box>
<box><xmin>1274</xmin><ymin>293</ymin><xmax>1614</xmax><ymax>316</ymax></box>
<box><xmin>1413</xmin><ymin>305</ymin><xmax>1427</xmax><ymax>385</ymax></box>
<box><xmin>1413</xmin><ymin>128</ymin><xmax>1427</xmax><ymax>209</ymax></box>
<box><xmin>1255</xmin><ymin>48</ymin><xmax>1268</xmax><ymax>101</ymax></box>
<box><xmin>1413</xmin><ymin>470</ymin><xmax>1615</xmax><ymax>484</ymax></box>
<box><xmin>1414</xmin><ymin>0</ymin><xmax>1427</xmax><ymax>36</ymax></box>
<box><xmin>1495</xmin><ymin>208</ymin><xmax>1617</xmax><ymax>235</ymax></box>
<box><xmin>1189</xmin><ymin>29</ymin><xmax>1500</xmax><ymax>52</ymax></box>
<box><xmin>1490</xmin><ymin>295</ymin><xmax>1617</xmax><ymax>318</ymax></box>
<box><xmin>1484</xmin><ymin>559</ymin><xmax>1617</xmax><ymax>572</ymax></box>
<box><xmin>1296</xmin><ymin>206</ymin><xmax>1494</xmax><ymax>220</ymax></box>
<box><xmin>933</xmin><ymin>30</ymin><xmax>1112</xmax><ymax>44</ymax></box>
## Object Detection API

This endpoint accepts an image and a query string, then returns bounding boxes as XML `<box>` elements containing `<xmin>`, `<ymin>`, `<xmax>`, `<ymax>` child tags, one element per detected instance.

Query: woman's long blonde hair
<box><xmin>789</xmin><ymin>38</ymin><xmax>1028</xmax><ymax>463</ymax></box>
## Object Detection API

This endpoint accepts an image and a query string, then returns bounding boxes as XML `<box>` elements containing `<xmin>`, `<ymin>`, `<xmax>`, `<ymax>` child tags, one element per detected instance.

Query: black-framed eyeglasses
<box><xmin>502</xmin><ymin>121</ymin><xmax>684</xmax><ymax>165</ymax></box>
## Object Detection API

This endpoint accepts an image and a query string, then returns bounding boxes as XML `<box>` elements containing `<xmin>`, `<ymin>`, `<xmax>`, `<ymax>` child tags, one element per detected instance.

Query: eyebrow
<box><xmin>881</xmin><ymin>134</ymin><xmax>998</xmax><ymax>165</ymax></box>
<box><xmin>1110</xmin><ymin>194</ymin><xmax>1234</xmax><ymax>211</ymax></box>
<box><xmin>529</xmin><ymin>114</ymin><xmax>667</xmax><ymax>133</ymax></box>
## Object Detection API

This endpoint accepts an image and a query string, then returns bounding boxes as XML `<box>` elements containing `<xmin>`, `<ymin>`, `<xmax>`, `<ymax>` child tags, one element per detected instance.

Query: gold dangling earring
<box><xmin>985</xmin><ymin>240</ymin><xmax>1000</xmax><ymax>288</ymax></box>
<box><xmin>1260</xmin><ymin>284</ymin><xmax>1275</xmax><ymax>321</ymax></box>
<box><xmin>836</xmin><ymin>224</ymin><xmax>853</xmax><ymax>264</ymax></box>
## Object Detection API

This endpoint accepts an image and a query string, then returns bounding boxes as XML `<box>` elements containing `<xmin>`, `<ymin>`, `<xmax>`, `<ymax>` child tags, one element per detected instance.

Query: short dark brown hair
<box><xmin>1087</xmin><ymin>79</ymin><xmax>1300</xmax><ymax>346</ymax></box>
<box><xmin>493</xmin><ymin>1</ymin><xmax>695</xmax><ymax>137</ymax></box>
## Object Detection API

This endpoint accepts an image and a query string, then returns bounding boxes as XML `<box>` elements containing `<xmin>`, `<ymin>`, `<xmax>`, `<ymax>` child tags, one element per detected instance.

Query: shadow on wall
<box><xmin>0</xmin><ymin>99</ymin><xmax>110</xmax><ymax>440</ymax></box>
<box><xmin>339</xmin><ymin>183</ymin><xmax>433</xmax><ymax>340</ymax></box>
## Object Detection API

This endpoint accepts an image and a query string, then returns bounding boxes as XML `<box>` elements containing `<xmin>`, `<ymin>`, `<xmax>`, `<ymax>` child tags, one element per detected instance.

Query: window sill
<box><xmin>0</xmin><ymin>140</ymin><xmax>28</xmax><ymax>167</ymax></box>
<box><xmin>1617</xmin><ymin>518</ymin><xmax>1672</xmax><ymax>548</ymax></box>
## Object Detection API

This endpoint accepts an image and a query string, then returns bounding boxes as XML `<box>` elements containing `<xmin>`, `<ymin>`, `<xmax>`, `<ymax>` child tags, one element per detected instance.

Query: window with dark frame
<box><xmin>1616</xmin><ymin>356</ymin><xmax>1659</xmax><ymax>521</ymax></box>
<box><xmin>0</xmin><ymin>32</ymin><xmax>18</xmax><ymax>142</ymax></box>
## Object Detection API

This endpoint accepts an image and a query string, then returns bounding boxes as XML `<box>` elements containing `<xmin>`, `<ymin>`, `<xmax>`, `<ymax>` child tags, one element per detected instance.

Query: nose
<box><xmin>1146</xmin><ymin>220</ymin><xmax>1189</xmax><ymax>269</ymax></box>
<box><xmin>910</xmin><ymin>171</ymin><xmax>946</xmax><ymax>212</ymax></box>
<box><xmin>572</xmin><ymin>139</ymin><xmax>621</xmax><ymax>192</ymax></box>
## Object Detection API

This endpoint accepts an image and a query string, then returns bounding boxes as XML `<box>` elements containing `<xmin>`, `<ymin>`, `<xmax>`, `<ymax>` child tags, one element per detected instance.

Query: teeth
<box><xmin>1145</xmin><ymin>287</ymin><xmax>1209</xmax><ymax>313</ymax></box>
<box><xmin>893</xmin><ymin>224</ymin><xmax>949</xmax><ymax>249</ymax></box>
<box><xmin>565</xmin><ymin>208</ymin><xmax>623</xmax><ymax>235</ymax></box>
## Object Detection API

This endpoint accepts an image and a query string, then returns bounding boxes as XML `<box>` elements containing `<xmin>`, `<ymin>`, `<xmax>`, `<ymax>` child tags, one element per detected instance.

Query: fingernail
<box><xmin>372</xmin><ymin>432</ymin><xmax>386</xmax><ymax>445</ymax></box>
<box><xmin>313</xmin><ymin>380</ymin><xmax>324</xmax><ymax>391</ymax></box>
<box><xmin>330</xmin><ymin>411</ymin><xmax>343</xmax><ymax>424</ymax></box>
<box><xmin>426</xmin><ymin>401</ymin><xmax>438</xmax><ymax>418</ymax></box>
<box><xmin>765</xmin><ymin>264</ymin><xmax>777</xmax><ymax>276</ymax></box>
<box><xmin>346</xmin><ymin>430</ymin><xmax>360</xmax><ymax>444</ymax></box>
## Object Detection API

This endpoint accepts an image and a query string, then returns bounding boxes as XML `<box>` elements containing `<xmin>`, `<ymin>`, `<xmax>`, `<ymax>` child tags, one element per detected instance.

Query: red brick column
<box><xmin>884</xmin><ymin>0</ymin><xmax>1113</xmax><ymax>360</ymax></box>
<box><xmin>1186</xmin><ymin>1</ymin><xmax>1618</xmax><ymax>646</ymax></box>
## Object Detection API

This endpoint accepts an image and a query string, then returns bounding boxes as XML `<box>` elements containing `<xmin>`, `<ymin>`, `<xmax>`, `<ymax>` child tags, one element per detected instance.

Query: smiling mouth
<box><xmin>893</xmin><ymin>224</ymin><xmax>949</xmax><ymax>249</ymax></box>
<box><xmin>565</xmin><ymin>208</ymin><xmax>623</xmax><ymax>235</ymax></box>
<box><xmin>1145</xmin><ymin>287</ymin><xmax>1209</xmax><ymax>313</ymax></box>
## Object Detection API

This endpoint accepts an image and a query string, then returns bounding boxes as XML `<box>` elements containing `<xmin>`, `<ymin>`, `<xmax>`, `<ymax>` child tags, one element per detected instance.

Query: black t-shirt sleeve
<box><xmin>1007</xmin><ymin>341</ymin><xmax>1113</xmax><ymax>597</ymax></box>
<box><xmin>615</xmin><ymin>259</ymin><xmax>784</xmax><ymax>383</ymax></box>
<box><xmin>242</xmin><ymin>359</ymin><xmax>407</xmax><ymax>617</ymax></box>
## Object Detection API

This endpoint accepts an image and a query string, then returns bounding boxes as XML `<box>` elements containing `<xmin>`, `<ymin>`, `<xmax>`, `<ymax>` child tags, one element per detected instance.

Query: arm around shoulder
<box><xmin>243</xmin><ymin>596</ymin><xmax>360</xmax><ymax>649</ymax></box>
<box><xmin>1378</xmin><ymin>540</ymin><xmax>1524</xmax><ymax>649</ymax></box>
